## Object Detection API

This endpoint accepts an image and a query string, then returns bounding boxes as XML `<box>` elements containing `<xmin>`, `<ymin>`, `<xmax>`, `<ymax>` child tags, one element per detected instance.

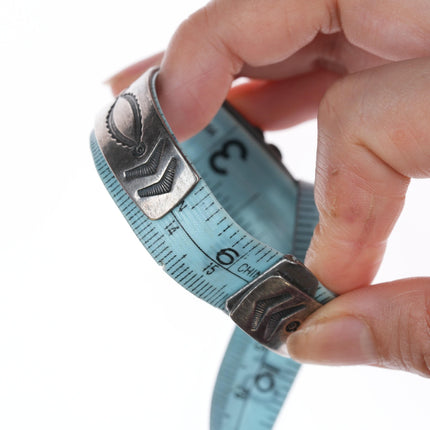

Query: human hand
<box><xmin>108</xmin><ymin>0</ymin><xmax>430</xmax><ymax>376</ymax></box>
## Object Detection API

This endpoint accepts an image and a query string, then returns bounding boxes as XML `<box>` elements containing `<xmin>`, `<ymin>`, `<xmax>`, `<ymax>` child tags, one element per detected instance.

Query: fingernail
<box><xmin>287</xmin><ymin>316</ymin><xmax>378</xmax><ymax>365</ymax></box>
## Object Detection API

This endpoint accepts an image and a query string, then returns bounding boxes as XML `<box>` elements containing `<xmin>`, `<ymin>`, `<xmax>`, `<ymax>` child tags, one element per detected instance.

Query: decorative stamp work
<box><xmin>94</xmin><ymin>68</ymin><xmax>199</xmax><ymax>219</ymax></box>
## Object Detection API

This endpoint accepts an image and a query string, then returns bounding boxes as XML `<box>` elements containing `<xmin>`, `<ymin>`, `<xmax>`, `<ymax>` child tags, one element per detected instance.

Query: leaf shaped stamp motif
<box><xmin>106</xmin><ymin>92</ymin><xmax>146</xmax><ymax>158</ymax></box>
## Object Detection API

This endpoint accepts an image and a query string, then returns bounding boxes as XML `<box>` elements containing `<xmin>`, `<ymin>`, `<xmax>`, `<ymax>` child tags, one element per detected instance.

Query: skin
<box><xmin>108</xmin><ymin>0</ymin><xmax>430</xmax><ymax>377</ymax></box>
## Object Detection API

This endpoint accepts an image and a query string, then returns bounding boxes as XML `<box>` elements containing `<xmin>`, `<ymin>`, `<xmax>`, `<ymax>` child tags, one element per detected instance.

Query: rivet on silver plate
<box><xmin>226</xmin><ymin>255</ymin><xmax>322</xmax><ymax>357</ymax></box>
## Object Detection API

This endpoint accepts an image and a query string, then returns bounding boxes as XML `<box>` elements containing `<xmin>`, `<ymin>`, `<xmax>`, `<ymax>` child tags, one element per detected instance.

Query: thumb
<box><xmin>287</xmin><ymin>278</ymin><xmax>430</xmax><ymax>377</ymax></box>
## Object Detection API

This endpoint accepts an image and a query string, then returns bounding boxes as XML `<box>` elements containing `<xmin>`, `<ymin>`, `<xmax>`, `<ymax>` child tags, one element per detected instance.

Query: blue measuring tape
<box><xmin>91</xmin><ymin>67</ymin><xmax>335</xmax><ymax>429</ymax></box>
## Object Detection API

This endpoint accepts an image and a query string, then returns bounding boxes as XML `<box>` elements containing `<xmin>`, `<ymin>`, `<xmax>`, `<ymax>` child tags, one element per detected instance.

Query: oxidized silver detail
<box><xmin>124</xmin><ymin>139</ymin><xmax>165</xmax><ymax>179</ymax></box>
<box><xmin>95</xmin><ymin>67</ymin><xmax>199</xmax><ymax>220</ymax></box>
<box><xmin>226</xmin><ymin>255</ymin><xmax>322</xmax><ymax>357</ymax></box>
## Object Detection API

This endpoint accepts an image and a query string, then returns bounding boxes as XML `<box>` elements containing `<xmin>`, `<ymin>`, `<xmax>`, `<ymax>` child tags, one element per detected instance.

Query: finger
<box><xmin>108</xmin><ymin>56</ymin><xmax>341</xmax><ymax>130</ymax></box>
<box><xmin>287</xmin><ymin>277</ymin><xmax>430</xmax><ymax>377</ymax></box>
<box><xmin>107</xmin><ymin>33</ymin><xmax>384</xmax><ymax>103</ymax></box>
<box><xmin>240</xmin><ymin>33</ymin><xmax>389</xmax><ymax>80</ymax></box>
<box><xmin>106</xmin><ymin>51</ymin><xmax>164</xmax><ymax>96</ymax></box>
<box><xmin>306</xmin><ymin>57</ymin><xmax>430</xmax><ymax>293</ymax></box>
<box><xmin>158</xmin><ymin>0</ymin><xmax>430</xmax><ymax>141</ymax></box>
<box><xmin>227</xmin><ymin>68</ymin><xmax>341</xmax><ymax>130</ymax></box>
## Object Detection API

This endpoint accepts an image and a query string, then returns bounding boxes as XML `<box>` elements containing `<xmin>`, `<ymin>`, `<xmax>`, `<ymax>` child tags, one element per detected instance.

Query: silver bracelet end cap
<box><xmin>226</xmin><ymin>255</ymin><xmax>322</xmax><ymax>357</ymax></box>
<box><xmin>94</xmin><ymin>67</ymin><xmax>199</xmax><ymax>220</ymax></box>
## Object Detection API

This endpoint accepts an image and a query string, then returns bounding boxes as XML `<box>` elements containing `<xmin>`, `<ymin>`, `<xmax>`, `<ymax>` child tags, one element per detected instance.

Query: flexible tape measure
<box><xmin>91</xmin><ymin>67</ymin><xmax>335</xmax><ymax>429</ymax></box>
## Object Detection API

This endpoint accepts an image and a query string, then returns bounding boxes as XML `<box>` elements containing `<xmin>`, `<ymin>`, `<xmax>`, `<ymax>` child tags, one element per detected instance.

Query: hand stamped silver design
<box><xmin>124</xmin><ymin>139</ymin><xmax>166</xmax><ymax>179</ymax></box>
<box><xmin>226</xmin><ymin>255</ymin><xmax>322</xmax><ymax>356</ymax></box>
<box><xmin>107</xmin><ymin>92</ymin><xmax>146</xmax><ymax>157</ymax></box>
<box><xmin>138</xmin><ymin>157</ymin><xmax>177</xmax><ymax>197</ymax></box>
<box><xmin>94</xmin><ymin>67</ymin><xmax>199</xmax><ymax>220</ymax></box>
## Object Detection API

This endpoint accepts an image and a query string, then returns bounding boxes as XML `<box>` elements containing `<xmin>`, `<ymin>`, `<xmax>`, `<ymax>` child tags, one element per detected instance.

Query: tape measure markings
<box><xmin>92</xmin><ymin>70</ymin><xmax>337</xmax><ymax>430</ymax></box>
<box><xmin>181</xmin><ymin>119</ymin><xmax>298</xmax><ymax>259</ymax></box>
<box><xmin>92</xmin><ymin>136</ymin><xmax>284</xmax><ymax>310</ymax></box>
<box><xmin>170</xmin><ymin>211</ymin><xmax>248</xmax><ymax>283</ymax></box>
<box><xmin>211</xmin><ymin>327</ymin><xmax>301</xmax><ymax>430</ymax></box>
<box><xmin>93</xmin><ymin>132</ymin><xmax>289</xmax><ymax>311</ymax></box>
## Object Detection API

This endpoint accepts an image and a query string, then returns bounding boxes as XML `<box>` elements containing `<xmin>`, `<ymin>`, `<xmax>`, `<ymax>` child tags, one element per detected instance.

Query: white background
<box><xmin>0</xmin><ymin>1</ymin><xmax>429</xmax><ymax>429</ymax></box>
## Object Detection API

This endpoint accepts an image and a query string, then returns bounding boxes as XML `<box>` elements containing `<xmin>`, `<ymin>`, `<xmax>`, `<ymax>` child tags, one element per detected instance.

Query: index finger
<box><xmin>306</xmin><ymin>57</ymin><xmax>430</xmax><ymax>292</ymax></box>
<box><xmin>158</xmin><ymin>0</ymin><xmax>430</xmax><ymax>141</ymax></box>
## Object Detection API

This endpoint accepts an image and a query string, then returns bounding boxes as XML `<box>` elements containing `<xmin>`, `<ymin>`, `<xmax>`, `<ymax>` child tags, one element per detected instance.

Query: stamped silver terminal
<box><xmin>94</xmin><ymin>67</ymin><xmax>199</xmax><ymax>220</ymax></box>
<box><xmin>226</xmin><ymin>255</ymin><xmax>322</xmax><ymax>357</ymax></box>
